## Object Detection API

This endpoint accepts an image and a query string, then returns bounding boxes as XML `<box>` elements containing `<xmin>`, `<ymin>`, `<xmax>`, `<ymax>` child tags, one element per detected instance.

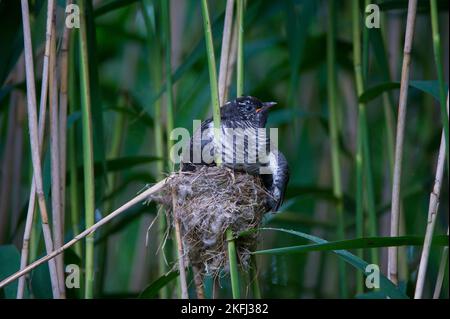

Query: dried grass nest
<box><xmin>150</xmin><ymin>166</ymin><xmax>270</xmax><ymax>276</ymax></box>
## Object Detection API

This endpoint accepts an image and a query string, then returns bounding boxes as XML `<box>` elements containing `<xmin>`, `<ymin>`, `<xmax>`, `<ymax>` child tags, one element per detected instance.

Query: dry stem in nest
<box><xmin>150</xmin><ymin>166</ymin><xmax>269</xmax><ymax>277</ymax></box>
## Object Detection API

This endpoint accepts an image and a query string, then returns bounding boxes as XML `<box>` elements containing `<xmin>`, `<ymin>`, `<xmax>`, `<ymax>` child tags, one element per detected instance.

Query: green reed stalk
<box><xmin>201</xmin><ymin>0</ymin><xmax>240</xmax><ymax>298</ymax></box>
<box><xmin>327</xmin><ymin>0</ymin><xmax>347</xmax><ymax>298</ymax></box>
<box><xmin>236</xmin><ymin>0</ymin><xmax>244</xmax><ymax>97</ymax></box>
<box><xmin>78</xmin><ymin>0</ymin><xmax>96</xmax><ymax>299</ymax></box>
<box><xmin>430</xmin><ymin>0</ymin><xmax>449</xmax><ymax>168</ymax></box>
<box><xmin>353</xmin><ymin>0</ymin><xmax>378</xmax><ymax>266</ymax></box>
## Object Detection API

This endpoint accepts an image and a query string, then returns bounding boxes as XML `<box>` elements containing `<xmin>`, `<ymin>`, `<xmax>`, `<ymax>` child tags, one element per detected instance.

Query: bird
<box><xmin>181</xmin><ymin>96</ymin><xmax>289</xmax><ymax>212</ymax></box>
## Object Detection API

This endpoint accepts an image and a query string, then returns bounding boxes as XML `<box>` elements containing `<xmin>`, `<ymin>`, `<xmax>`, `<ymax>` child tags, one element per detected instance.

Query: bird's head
<box><xmin>221</xmin><ymin>96</ymin><xmax>277</xmax><ymax>127</ymax></box>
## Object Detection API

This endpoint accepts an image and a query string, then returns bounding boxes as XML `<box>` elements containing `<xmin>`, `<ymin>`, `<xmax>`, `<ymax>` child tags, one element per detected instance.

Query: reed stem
<box><xmin>327</xmin><ymin>0</ymin><xmax>347</xmax><ymax>298</ymax></box>
<box><xmin>78</xmin><ymin>0</ymin><xmax>96</xmax><ymax>299</ymax></box>
<box><xmin>388</xmin><ymin>0</ymin><xmax>417</xmax><ymax>285</ymax></box>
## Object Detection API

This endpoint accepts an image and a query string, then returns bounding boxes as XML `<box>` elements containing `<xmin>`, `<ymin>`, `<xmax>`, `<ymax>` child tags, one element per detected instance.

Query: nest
<box><xmin>150</xmin><ymin>166</ymin><xmax>269</xmax><ymax>276</ymax></box>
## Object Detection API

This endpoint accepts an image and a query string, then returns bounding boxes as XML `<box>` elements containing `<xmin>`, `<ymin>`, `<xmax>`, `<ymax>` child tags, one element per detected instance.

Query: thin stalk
<box><xmin>236</xmin><ymin>0</ymin><xmax>244</xmax><ymax>97</ymax></box>
<box><xmin>162</xmin><ymin>0</ymin><xmax>174</xmax><ymax>170</ymax></box>
<box><xmin>352</xmin><ymin>0</ymin><xmax>378</xmax><ymax>267</ymax></box>
<box><xmin>224</xmin><ymin>23</ymin><xmax>238</xmax><ymax>102</ymax></box>
<box><xmin>430</xmin><ymin>0</ymin><xmax>449</xmax><ymax>170</ymax></box>
<box><xmin>59</xmin><ymin>0</ymin><xmax>72</xmax><ymax>259</ymax></box>
<box><xmin>201</xmin><ymin>0</ymin><xmax>222</xmax><ymax>158</ymax></box>
<box><xmin>226</xmin><ymin>229</ymin><xmax>241</xmax><ymax>298</ymax></box>
<box><xmin>327</xmin><ymin>0</ymin><xmax>347</xmax><ymax>298</ymax></box>
<box><xmin>160</xmin><ymin>0</ymin><xmax>180</xmax><ymax>298</ymax></box>
<box><xmin>414</xmin><ymin>94</ymin><xmax>448</xmax><ymax>299</ymax></box>
<box><xmin>201</xmin><ymin>0</ymin><xmax>240</xmax><ymax>298</ymax></box>
<box><xmin>0</xmin><ymin>178</ymin><xmax>168</xmax><ymax>288</ymax></box>
<box><xmin>172</xmin><ymin>190</ymin><xmax>188</xmax><ymax>299</ymax></box>
<box><xmin>218</xmin><ymin>0</ymin><xmax>235</xmax><ymax>104</ymax></box>
<box><xmin>78</xmin><ymin>0</ymin><xmax>96</xmax><ymax>299</ymax></box>
<box><xmin>433</xmin><ymin>228</ymin><xmax>449</xmax><ymax>299</ymax></box>
<box><xmin>140</xmin><ymin>0</ymin><xmax>168</xmax><ymax>298</ymax></box>
<box><xmin>48</xmin><ymin>5</ymin><xmax>65</xmax><ymax>298</ymax></box>
<box><xmin>352</xmin><ymin>1</ymin><xmax>364</xmax><ymax>294</ymax></box>
<box><xmin>68</xmin><ymin>31</ymin><xmax>81</xmax><ymax>257</ymax></box>
<box><xmin>388</xmin><ymin>0</ymin><xmax>417</xmax><ymax>285</ymax></box>
<box><xmin>19</xmin><ymin>0</ymin><xmax>60</xmax><ymax>299</ymax></box>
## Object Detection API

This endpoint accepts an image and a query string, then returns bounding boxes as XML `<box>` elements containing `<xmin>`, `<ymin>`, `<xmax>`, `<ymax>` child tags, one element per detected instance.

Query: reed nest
<box><xmin>150</xmin><ymin>166</ymin><xmax>269</xmax><ymax>276</ymax></box>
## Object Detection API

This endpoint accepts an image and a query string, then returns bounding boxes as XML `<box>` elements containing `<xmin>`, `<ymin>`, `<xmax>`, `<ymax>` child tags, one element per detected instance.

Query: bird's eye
<box><xmin>245</xmin><ymin>105</ymin><xmax>253</xmax><ymax>112</ymax></box>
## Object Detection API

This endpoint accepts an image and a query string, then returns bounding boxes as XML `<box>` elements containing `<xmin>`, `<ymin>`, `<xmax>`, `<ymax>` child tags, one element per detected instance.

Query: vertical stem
<box><xmin>78</xmin><ymin>0</ymin><xmax>96</xmax><ymax>299</ymax></box>
<box><xmin>59</xmin><ymin>0</ymin><xmax>72</xmax><ymax>260</ymax></box>
<box><xmin>68</xmin><ymin>31</ymin><xmax>81</xmax><ymax>257</ymax></box>
<box><xmin>430</xmin><ymin>0</ymin><xmax>449</xmax><ymax>169</ymax></box>
<box><xmin>414</xmin><ymin>94</ymin><xmax>448</xmax><ymax>299</ymax></box>
<box><xmin>327</xmin><ymin>0</ymin><xmax>347</xmax><ymax>298</ymax></box>
<box><xmin>226</xmin><ymin>229</ymin><xmax>241</xmax><ymax>298</ymax></box>
<box><xmin>218</xmin><ymin>0</ymin><xmax>235</xmax><ymax>104</ymax></box>
<box><xmin>49</xmin><ymin>4</ymin><xmax>65</xmax><ymax>298</ymax></box>
<box><xmin>201</xmin><ymin>0</ymin><xmax>222</xmax><ymax>155</ymax></box>
<box><xmin>236</xmin><ymin>0</ymin><xmax>244</xmax><ymax>97</ymax></box>
<box><xmin>352</xmin><ymin>0</ymin><xmax>364</xmax><ymax>294</ymax></box>
<box><xmin>388</xmin><ymin>0</ymin><xmax>417</xmax><ymax>285</ymax></box>
<box><xmin>20</xmin><ymin>0</ymin><xmax>61</xmax><ymax>299</ymax></box>
<box><xmin>353</xmin><ymin>0</ymin><xmax>378</xmax><ymax>267</ymax></box>
<box><xmin>162</xmin><ymin>0</ymin><xmax>174</xmax><ymax>170</ymax></box>
<box><xmin>172</xmin><ymin>190</ymin><xmax>188</xmax><ymax>299</ymax></box>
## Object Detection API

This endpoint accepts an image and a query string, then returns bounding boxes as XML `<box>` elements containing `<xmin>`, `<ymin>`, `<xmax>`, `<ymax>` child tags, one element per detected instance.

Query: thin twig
<box><xmin>0</xmin><ymin>178</ymin><xmax>168</xmax><ymax>289</ymax></box>
<box><xmin>414</xmin><ymin>93</ymin><xmax>448</xmax><ymax>299</ymax></box>
<box><xmin>19</xmin><ymin>0</ymin><xmax>61</xmax><ymax>299</ymax></box>
<box><xmin>224</xmin><ymin>22</ymin><xmax>238</xmax><ymax>103</ymax></box>
<box><xmin>388</xmin><ymin>0</ymin><xmax>417</xmax><ymax>285</ymax></box>
<box><xmin>218</xmin><ymin>0</ymin><xmax>235</xmax><ymax>105</ymax></box>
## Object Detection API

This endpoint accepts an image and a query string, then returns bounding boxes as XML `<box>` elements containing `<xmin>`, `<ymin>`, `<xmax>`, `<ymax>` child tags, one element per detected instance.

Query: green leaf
<box><xmin>138</xmin><ymin>270</ymin><xmax>179</xmax><ymax>298</ymax></box>
<box><xmin>0</xmin><ymin>245</ymin><xmax>28</xmax><ymax>299</ymax></box>
<box><xmin>253</xmin><ymin>235</ymin><xmax>448</xmax><ymax>255</ymax></box>
<box><xmin>253</xmin><ymin>228</ymin><xmax>410</xmax><ymax>299</ymax></box>
<box><xmin>359</xmin><ymin>80</ymin><xmax>449</xmax><ymax>103</ymax></box>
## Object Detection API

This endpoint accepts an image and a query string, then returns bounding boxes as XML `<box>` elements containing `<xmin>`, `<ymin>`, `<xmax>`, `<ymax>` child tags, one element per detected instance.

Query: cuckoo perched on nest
<box><xmin>153</xmin><ymin>96</ymin><xmax>289</xmax><ymax>277</ymax></box>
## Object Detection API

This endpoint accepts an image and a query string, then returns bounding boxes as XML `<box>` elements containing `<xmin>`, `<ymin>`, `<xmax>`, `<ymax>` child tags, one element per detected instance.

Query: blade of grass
<box><xmin>252</xmin><ymin>235</ymin><xmax>448</xmax><ymax>255</ymax></box>
<box><xmin>78</xmin><ymin>0</ymin><xmax>96</xmax><ymax>299</ymax></box>
<box><xmin>388</xmin><ymin>0</ymin><xmax>417</xmax><ymax>285</ymax></box>
<box><xmin>327</xmin><ymin>0</ymin><xmax>347</xmax><ymax>298</ymax></box>
<box><xmin>19</xmin><ymin>0</ymin><xmax>60</xmax><ymax>299</ymax></box>
<box><xmin>255</xmin><ymin>228</ymin><xmax>409</xmax><ymax>299</ymax></box>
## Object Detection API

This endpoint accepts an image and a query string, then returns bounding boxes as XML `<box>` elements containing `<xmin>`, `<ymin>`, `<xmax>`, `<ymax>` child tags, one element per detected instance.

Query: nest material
<box><xmin>150</xmin><ymin>166</ymin><xmax>269</xmax><ymax>276</ymax></box>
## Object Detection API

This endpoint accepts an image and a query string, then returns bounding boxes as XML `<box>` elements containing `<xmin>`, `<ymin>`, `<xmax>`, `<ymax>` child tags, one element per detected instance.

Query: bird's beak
<box><xmin>256</xmin><ymin>101</ymin><xmax>277</xmax><ymax>113</ymax></box>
